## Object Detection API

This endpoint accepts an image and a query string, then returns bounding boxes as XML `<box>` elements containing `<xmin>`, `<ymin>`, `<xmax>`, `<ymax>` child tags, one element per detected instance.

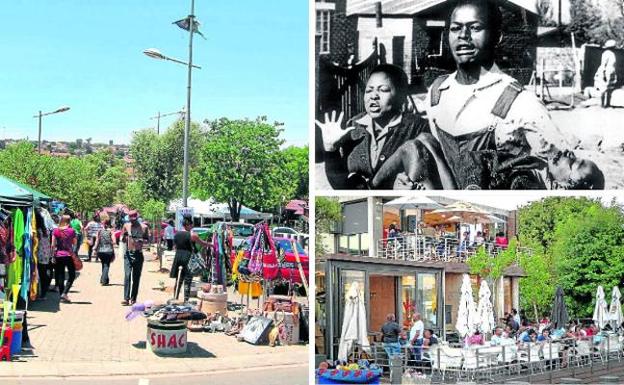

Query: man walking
<box><xmin>121</xmin><ymin>210</ymin><xmax>149</xmax><ymax>306</ymax></box>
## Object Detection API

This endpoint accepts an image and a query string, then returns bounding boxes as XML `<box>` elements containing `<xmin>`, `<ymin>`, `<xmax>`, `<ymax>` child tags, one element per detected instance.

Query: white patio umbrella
<box><xmin>456</xmin><ymin>274</ymin><xmax>478</xmax><ymax>337</ymax></box>
<box><xmin>608</xmin><ymin>286</ymin><xmax>623</xmax><ymax>330</ymax></box>
<box><xmin>338</xmin><ymin>281</ymin><xmax>370</xmax><ymax>361</ymax></box>
<box><xmin>384</xmin><ymin>196</ymin><xmax>443</xmax><ymax>210</ymax></box>
<box><xmin>476</xmin><ymin>280</ymin><xmax>495</xmax><ymax>335</ymax></box>
<box><xmin>593</xmin><ymin>285</ymin><xmax>609</xmax><ymax>329</ymax></box>
<box><xmin>430</xmin><ymin>201</ymin><xmax>492</xmax><ymax>224</ymax></box>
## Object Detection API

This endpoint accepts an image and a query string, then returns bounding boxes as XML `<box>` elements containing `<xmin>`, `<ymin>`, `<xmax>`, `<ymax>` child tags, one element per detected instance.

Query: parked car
<box><xmin>231</xmin><ymin>236</ymin><xmax>309</xmax><ymax>284</ymax></box>
<box><xmin>213</xmin><ymin>222</ymin><xmax>255</xmax><ymax>247</ymax></box>
<box><xmin>272</xmin><ymin>226</ymin><xmax>300</xmax><ymax>237</ymax></box>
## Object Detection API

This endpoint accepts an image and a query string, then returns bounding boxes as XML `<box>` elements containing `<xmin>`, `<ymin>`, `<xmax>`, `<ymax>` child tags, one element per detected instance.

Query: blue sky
<box><xmin>0</xmin><ymin>1</ymin><xmax>309</xmax><ymax>146</ymax></box>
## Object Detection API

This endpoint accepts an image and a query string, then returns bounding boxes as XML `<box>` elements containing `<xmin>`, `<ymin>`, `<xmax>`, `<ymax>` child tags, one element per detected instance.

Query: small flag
<box><xmin>173</xmin><ymin>17</ymin><xmax>206</xmax><ymax>40</ymax></box>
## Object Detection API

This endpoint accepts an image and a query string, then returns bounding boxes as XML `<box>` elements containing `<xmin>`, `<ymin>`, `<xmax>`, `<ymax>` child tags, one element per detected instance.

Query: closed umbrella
<box><xmin>476</xmin><ymin>280</ymin><xmax>495</xmax><ymax>334</ymax></box>
<box><xmin>593</xmin><ymin>286</ymin><xmax>609</xmax><ymax>329</ymax></box>
<box><xmin>338</xmin><ymin>281</ymin><xmax>370</xmax><ymax>361</ymax></box>
<box><xmin>608</xmin><ymin>286</ymin><xmax>623</xmax><ymax>331</ymax></box>
<box><xmin>550</xmin><ymin>286</ymin><xmax>569</xmax><ymax>329</ymax></box>
<box><xmin>456</xmin><ymin>274</ymin><xmax>478</xmax><ymax>337</ymax></box>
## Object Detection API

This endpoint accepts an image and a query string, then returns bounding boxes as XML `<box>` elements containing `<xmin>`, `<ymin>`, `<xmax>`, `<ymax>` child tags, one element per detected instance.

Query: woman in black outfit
<box><xmin>170</xmin><ymin>216</ymin><xmax>210</xmax><ymax>302</ymax></box>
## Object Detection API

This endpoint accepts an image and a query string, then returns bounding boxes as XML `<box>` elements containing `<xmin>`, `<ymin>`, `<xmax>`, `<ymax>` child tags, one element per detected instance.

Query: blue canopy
<box><xmin>0</xmin><ymin>176</ymin><xmax>33</xmax><ymax>206</ymax></box>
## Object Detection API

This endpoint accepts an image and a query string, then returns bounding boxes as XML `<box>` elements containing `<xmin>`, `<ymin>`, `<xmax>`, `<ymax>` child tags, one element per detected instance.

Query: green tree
<box><xmin>191</xmin><ymin>117</ymin><xmax>285</xmax><ymax>221</ymax></box>
<box><xmin>466</xmin><ymin>240</ymin><xmax>518</xmax><ymax>281</ymax></box>
<box><xmin>518</xmin><ymin>250</ymin><xmax>556</xmax><ymax>323</ymax></box>
<box><xmin>130</xmin><ymin>121</ymin><xmax>204</xmax><ymax>203</ymax></box>
<box><xmin>315</xmin><ymin>196</ymin><xmax>341</xmax><ymax>256</ymax></box>
<box><xmin>282</xmin><ymin>145</ymin><xmax>309</xmax><ymax>199</ymax></box>
<box><xmin>518</xmin><ymin>196</ymin><xmax>597</xmax><ymax>253</ymax></box>
<box><xmin>552</xmin><ymin>203</ymin><xmax>624</xmax><ymax>317</ymax></box>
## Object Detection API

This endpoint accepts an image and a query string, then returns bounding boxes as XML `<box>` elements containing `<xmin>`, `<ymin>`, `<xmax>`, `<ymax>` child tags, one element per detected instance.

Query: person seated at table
<box><xmin>495</xmin><ymin>232</ymin><xmax>508</xmax><ymax>248</ymax></box>
<box><xmin>503</xmin><ymin>324</ymin><xmax>515</xmax><ymax>339</ymax></box>
<box><xmin>537</xmin><ymin>328</ymin><xmax>552</xmax><ymax>342</ymax></box>
<box><xmin>521</xmin><ymin>329</ymin><xmax>538</xmax><ymax>343</ymax></box>
<box><xmin>474</xmin><ymin>231</ymin><xmax>485</xmax><ymax>247</ymax></box>
<box><xmin>490</xmin><ymin>327</ymin><xmax>504</xmax><ymax>346</ymax></box>
<box><xmin>457</xmin><ymin>231</ymin><xmax>470</xmax><ymax>255</ymax></box>
<box><xmin>413</xmin><ymin>329</ymin><xmax>439</xmax><ymax>367</ymax></box>
<box><xmin>465</xmin><ymin>330</ymin><xmax>485</xmax><ymax>346</ymax></box>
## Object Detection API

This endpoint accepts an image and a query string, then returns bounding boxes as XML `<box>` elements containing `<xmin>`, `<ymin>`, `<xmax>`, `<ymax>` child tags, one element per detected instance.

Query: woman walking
<box><xmin>35</xmin><ymin>210</ymin><xmax>52</xmax><ymax>299</ymax></box>
<box><xmin>84</xmin><ymin>214</ymin><xmax>103</xmax><ymax>262</ymax></box>
<box><xmin>170</xmin><ymin>215</ymin><xmax>209</xmax><ymax>302</ymax></box>
<box><xmin>92</xmin><ymin>219</ymin><xmax>115</xmax><ymax>285</ymax></box>
<box><xmin>51</xmin><ymin>215</ymin><xmax>77</xmax><ymax>303</ymax></box>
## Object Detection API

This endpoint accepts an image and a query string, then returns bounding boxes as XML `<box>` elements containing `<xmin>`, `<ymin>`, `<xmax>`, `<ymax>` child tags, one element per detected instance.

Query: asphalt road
<box><xmin>2</xmin><ymin>364</ymin><xmax>309</xmax><ymax>385</ymax></box>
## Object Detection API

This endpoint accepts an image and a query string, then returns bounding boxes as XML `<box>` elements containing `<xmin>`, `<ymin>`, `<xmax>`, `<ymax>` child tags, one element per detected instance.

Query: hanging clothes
<box><xmin>29</xmin><ymin>209</ymin><xmax>39</xmax><ymax>301</ymax></box>
<box><xmin>7</xmin><ymin>209</ymin><xmax>24</xmax><ymax>292</ymax></box>
<box><xmin>20</xmin><ymin>208</ymin><xmax>33</xmax><ymax>301</ymax></box>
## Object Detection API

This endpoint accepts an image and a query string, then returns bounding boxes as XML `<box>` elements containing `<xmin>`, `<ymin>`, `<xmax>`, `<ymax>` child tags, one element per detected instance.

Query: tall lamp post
<box><xmin>34</xmin><ymin>106</ymin><xmax>70</xmax><ymax>153</ymax></box>
<box><xmin>143</xmin><ymin>0</ymin><xmax>200</xmax><ymax>208</ymax></box>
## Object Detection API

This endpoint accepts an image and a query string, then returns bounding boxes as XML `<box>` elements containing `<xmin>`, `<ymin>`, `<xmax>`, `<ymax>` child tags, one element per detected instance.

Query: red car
<box><xmin>232</xmin><ymin>236</ymin><xmax>309</xmax><ymax>284</ymax></box>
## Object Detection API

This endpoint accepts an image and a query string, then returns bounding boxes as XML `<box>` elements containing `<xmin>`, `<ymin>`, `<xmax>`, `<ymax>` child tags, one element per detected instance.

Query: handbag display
<box><xmin>240</xmin><ymin>315</ymin><xmax>273</xmax><ymax>345</ymax></box>
<box><xmin>187</xmin><ymin>252</ymin><xmax>207</xmax><ymax>276</ymax></box>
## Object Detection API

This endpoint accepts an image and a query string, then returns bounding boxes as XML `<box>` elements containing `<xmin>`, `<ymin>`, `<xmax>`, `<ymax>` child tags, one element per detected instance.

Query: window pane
<box><xmin>401</xmin><ymin>276</ymin><xmax>416</xmax><ymax>328</ymax></box>
<box><xmin>348</xmin><ymin>234</ymin><xmax>359</xmax><ymax>255</ymax></box>
<box><xmin>360</xmin><ymin>233</ymin><xmax>370</xmax><ymax>256</ymax></box>
<box><xmin>416</xmin><ymin>273</ymin><xmax>438</xmax><ymax>328</ymax></box>
<box><xmin>339</xmin><ymin>235</ymin><xmax>348</xmax><ymax>254</ymax></box>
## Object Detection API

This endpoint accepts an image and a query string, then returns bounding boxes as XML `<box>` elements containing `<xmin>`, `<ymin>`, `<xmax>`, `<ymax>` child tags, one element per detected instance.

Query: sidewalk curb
<box><xmin>0</xmin><ymin>351</ymin><xmax>307</xmax><ymax>378</ymax></box>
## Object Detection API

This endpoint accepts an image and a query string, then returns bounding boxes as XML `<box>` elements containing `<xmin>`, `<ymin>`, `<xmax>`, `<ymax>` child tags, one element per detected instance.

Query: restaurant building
<box><xmin>316</xmin><ymin>196</ymin><xmax>526</xmax><ymax>360</ymax></box>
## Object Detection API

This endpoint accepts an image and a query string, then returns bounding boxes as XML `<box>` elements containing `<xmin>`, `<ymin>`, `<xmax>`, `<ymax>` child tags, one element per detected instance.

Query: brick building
<box><xmin>315</xmin><ymin>0</ymin><xmax>540</xmax><ymax>93</ymax></box>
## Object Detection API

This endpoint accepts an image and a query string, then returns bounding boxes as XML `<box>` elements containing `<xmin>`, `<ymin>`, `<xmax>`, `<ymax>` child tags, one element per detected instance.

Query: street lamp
<box><xmin>33</xmin><ymin>106</ymin><xmax>70</xmax><ymax>153</ymax></box>
<box><xmin>143</xmin><ymin>0</ymin><xmax>200</xmax><ymax>208</ymax></box>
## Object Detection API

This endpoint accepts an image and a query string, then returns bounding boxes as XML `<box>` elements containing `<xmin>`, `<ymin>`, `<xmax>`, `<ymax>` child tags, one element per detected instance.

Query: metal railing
<box><xmin>365</xmin><ymin>335</ymin><xmax>623</xmax><ymax>383</ymax></box>
<box><xmin>376</xmin><ymin>235</ymin><xmax>532</xmax><ymax>263</ymax></box>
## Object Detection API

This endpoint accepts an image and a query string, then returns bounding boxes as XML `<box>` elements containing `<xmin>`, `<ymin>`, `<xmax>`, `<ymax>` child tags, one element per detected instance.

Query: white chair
<box><xmin>574</xmin><ymin>339</ymin><xmax>592</xmax><ymax>366</ymax></box>
<box><xmin>518</xmin><ymin>343</ymin><xmax>542</xmax><ymax>373</ymax></box>
<box><xmin>541</xmin><ymin>342</ymin><xmax>560</xmax><ymax>370</ymax></box>
<box><xmin>601</xmin><ymin>334</ymin><xmax>621</xmax><ymax>361</ymax></box>
<box><xmin>431</xmin><ymin>346</ymin><xmax>463</xmax><ymax>381</ymax></box>
<box><xmin>462</xmin><ymin>348</ymin><xmax>490</xmax><ymax>381</ymax></box>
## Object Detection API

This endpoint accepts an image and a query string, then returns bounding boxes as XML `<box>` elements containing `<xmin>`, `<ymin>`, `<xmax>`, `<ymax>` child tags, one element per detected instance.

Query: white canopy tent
<box><xmin>168</xmin><ymin>197</ymin><xmax>273</xmax><ymax>222</ymax></box>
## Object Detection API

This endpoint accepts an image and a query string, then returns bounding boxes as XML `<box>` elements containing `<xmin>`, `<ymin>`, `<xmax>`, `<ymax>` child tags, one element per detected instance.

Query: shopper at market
<box><xmin>84</xmin><ymin>214</ymin><xmax>103</xmax><ymax>262</ymax></box>
<box><xmin>121</xmin><ymin>210</ymin><xmax>149</xmax><ymax>306</ymax></box>
<box><xmin>164</xmin><ymin>220</ymin><xmax>175</xmax><ymax>251</ymax></box>
<box><xmin>35</xmin><ymin>210</ymin><xmax>52</xmax><ymax>299</ymax></box>
<box><xmin>170</xmin><ymin>215</ymin><xmax>210</xmax><ymax>302</ymax></box>
<box><xmin>51</xmin><ymin>215</ymin><xmax>77</xmax><ymax>303</ymax></box>
<box><xmin>381</xmin><ymin>313</ymin><xmax>402</xmax><ymax>358</ymax></box>
<box><xmin>68</xmin><ymin>211</ymin><xmax>83</xmax><ymax>257</ymax></box>
<box><xmin>92</xmin><ymin>219</ymin><xmax>115</xmax><ymax>286</ymax></box>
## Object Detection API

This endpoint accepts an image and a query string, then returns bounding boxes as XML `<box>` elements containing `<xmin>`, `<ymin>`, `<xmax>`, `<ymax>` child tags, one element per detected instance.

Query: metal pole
<box><xmin>156</xmin><ymin>111</ymin><xmax>161</xmax><ymax>134</ymax></box>
<box><xmin>182</xmin><ymin>0</ymin><xmax>195</xmax><ymax>208</ymax></box>
<box><xmin>37</xmin><ymin>111</ymin><xmax>42</xmax><ymax>154</ymax></box>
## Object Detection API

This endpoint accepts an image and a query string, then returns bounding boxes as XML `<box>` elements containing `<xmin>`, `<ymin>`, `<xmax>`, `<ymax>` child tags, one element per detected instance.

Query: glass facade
<box><xmin>416</xmin><ymin>272</ymin><xmax>438</xmax><ymax>328</ymax></box>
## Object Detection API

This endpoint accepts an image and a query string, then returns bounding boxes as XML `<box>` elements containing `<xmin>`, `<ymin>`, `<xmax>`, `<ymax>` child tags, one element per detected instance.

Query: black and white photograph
<box><xmin>314</xmin><ymin>0</ymin><xmax>624</xmax><ymax>190</ymax></box>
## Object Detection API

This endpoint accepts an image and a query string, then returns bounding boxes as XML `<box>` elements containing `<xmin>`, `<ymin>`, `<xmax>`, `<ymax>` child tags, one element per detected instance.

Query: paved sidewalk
<box><xmin>1</xmin><ymin>246</ymin><xmax>308</xmax><ymax>378</ymax></box>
